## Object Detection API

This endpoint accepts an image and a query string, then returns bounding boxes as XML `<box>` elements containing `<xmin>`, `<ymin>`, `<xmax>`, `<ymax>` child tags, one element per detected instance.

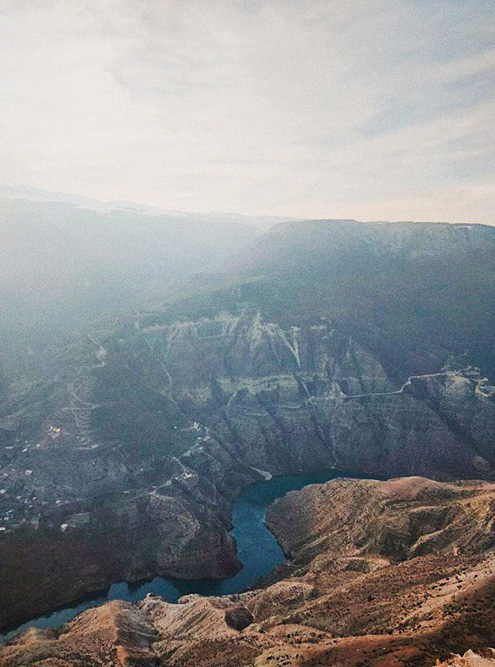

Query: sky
<box><xmin>1</xmin><ymin>0</ymin><xmax>494</xmax><ymax>222</ymax></box>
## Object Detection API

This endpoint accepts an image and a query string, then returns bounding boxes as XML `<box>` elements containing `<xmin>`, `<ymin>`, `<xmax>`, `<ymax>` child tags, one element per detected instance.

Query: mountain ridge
<box><xmin>1</xmin><ymin>213</ymin><xmax>495</xmax><ymax>658</ymax></box>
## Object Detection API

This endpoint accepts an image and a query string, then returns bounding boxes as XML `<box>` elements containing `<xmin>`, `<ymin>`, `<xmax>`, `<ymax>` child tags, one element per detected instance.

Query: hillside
<box><xmin>167</xmin><ymin>219</ymin><xmax>495</xmax><ymax>379</ymax></box>
<box><xmin>1</xmin><ymin>219</ymin><xmax>495</xmax><ymax>639</ymax></box>
<box><xmin>4</xmin><ymin>477</ymin><xmax>495</xmax><ymax>665</ymax></box>
<box><xmin>0</xmin><ymin>195</ymin><xmax>258</xmax><ymax>378</ymax></box>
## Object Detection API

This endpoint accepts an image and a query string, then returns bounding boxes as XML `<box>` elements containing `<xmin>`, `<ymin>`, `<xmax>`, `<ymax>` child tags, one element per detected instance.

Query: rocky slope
<box><xmin>1</xmin><ymin>220</ymin><xmax>495</xmax><ymax>631</ymax></box>
<box><xmin>4</xmin><ymin>476</ymin><xmax>495</xmax><ymax>665</ymax></box>
<box><xmin>173</xmin><ymin>220</ymin><xmax>495</xmax><ymax>378</ymax></box>
<box><xmin>1</xmin><ymin>309</ymin><xmax>495</xmax><ymax>629</ymax></box>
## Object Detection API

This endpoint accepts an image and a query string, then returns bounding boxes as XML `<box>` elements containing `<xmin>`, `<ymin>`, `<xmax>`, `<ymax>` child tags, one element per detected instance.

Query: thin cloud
<box><xmin>0</xmin><ymin>0</ymin><xmax>494</xmax><ymax>222</ymax></box>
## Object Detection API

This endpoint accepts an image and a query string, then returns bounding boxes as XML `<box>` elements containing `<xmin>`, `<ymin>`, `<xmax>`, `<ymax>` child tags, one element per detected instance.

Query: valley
<box><xmin>1</xmin><ymin>218</ymin><xmax>495</xmax><ymax>664</ymax></box>
<box><xmin>2</xmin><ymin>1</ymin><xmax>494</xmax><ymax>662</ymax></box>
<box><xmin>4</xmin><ymin>475</ymin><xmax>495</xmax><ymax>665</ymax></box>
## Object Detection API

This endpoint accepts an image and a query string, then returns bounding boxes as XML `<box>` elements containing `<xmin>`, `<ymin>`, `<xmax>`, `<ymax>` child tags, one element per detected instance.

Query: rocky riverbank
<box><xmin>4</xmin><ymin>476</ymin><xmax>495</xmax><ymax>665</ymax></box>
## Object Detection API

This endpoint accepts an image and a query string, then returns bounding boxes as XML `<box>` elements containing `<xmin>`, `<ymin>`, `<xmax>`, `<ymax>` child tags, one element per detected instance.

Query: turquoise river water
<box><xmin>1</xmin><ymin>470</ymin><xmax>358</xmax><ymax>641</ymax></box>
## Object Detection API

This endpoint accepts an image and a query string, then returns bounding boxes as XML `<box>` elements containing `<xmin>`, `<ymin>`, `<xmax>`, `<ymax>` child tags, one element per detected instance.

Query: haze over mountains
<box><xmin>0</xmin><ymin>188</ymin><xmax>293</xmax><ymax>377</ymax></box>
<box><xmin>2</xmin><ymin>0</ymin><xmax>494</xmax><ymax>662</ymax></box>
<box><xmin>0</xmin><ymin>185</ymin><xmax>290</xmax><ymax>227</ymax></box>
<box><xmin>1</xmin><ymin>190</ymin><xmax>495</xmax><ymax>664</ymax></box>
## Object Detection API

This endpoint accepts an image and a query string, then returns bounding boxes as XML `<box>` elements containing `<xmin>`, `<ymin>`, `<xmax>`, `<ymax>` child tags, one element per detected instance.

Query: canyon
<box><xmin>1</xmin><ymin>311</ymin><xmax>494</xmax><ymax>630</ymax></box>
<box><xmin>4</xmin><ymin>476</ymin><xmax>495</xmax><ymax>665</ymax></box>
<box><xmin>1</xmin><ymin>218</ymin><xmax>495</xmax><ymax>664</ymax></box>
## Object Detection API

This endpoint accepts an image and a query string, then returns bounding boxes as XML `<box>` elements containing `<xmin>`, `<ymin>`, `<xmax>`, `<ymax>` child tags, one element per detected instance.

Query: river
<box><xmin>1</xmin><ymin>470</ymin><xmax>355</xmax><ymax>641</ymax></box>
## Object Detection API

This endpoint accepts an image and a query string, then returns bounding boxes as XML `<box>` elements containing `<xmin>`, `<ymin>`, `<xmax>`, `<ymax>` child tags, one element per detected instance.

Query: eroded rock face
<box><xmin>0</xmin><ymin>461</ymin><xmax>242</xmax><ymax>630</ymax></box>
<box><xmin>1</xmin><ymin>308</ymin><xmax>495</xmax><ymax>629</ymax></box>
<box><xmin>119</xmin><ymin>310</ymin><xmax>495</xmax><ymax>479</ymax></box>
<box><xmin>5</xmin><ymin>477</ymin><xmax>495</xmax><ymax>665</ymax></box>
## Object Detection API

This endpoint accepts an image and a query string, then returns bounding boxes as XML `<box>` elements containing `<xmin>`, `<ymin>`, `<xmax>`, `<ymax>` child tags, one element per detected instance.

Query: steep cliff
<box><xmin>1</xmin><ymin>220</ymin><xmax>495</xmax><ymax>630</ymax></box>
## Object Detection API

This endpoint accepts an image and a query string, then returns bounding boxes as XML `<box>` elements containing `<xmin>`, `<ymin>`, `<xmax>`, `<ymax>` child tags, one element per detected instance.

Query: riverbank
<box><xmin>1</xmin><ymin>470</ymin><xmax>355</xmax><ymax>642</ymax></box>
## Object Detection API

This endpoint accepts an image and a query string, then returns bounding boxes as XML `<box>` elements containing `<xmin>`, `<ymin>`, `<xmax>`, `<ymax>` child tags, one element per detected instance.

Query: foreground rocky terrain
<box><xmin>1</xmin><ymin>220</ymin><xmax>495</xmax><ymax>631</ymax></box>
<box><xmin>4</xmin><ymin>476</ymin><xmax>495</xmax><ymax>665</ymax></box>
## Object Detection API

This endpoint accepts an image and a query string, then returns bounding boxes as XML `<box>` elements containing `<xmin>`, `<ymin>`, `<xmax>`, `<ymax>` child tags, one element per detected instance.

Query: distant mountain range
<box><xmin>0</xmin><ymin>185</ymin><xmax>293</xmax><ymax>228</ymax></box>
<box><xmin>0</xmin><ymin>187</ymin><xmax>296</xmax><ymax>373</ymax></box>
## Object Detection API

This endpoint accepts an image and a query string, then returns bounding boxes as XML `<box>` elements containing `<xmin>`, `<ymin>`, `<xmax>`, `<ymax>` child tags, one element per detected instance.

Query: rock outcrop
<box><xmin>2</xmin><ymin>219</ymin><xmax>495</xmax><ymax>632</ymax></box>
<box><xmin>1</xmin><ymin>309</ymin><xmax>495</xmax><ymax>629</ymax></box>
<box><xmin>5</xmin><ymin>477</ymin><xmax>495</xmax><ymax>665</ymax></box>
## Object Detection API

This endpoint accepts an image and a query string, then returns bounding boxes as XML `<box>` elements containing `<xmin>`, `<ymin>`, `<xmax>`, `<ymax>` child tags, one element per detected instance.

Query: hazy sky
<box><xmin>1</xmin><ymin>0</ymin><xmax>494</xmax><ymax>221</ymax></box>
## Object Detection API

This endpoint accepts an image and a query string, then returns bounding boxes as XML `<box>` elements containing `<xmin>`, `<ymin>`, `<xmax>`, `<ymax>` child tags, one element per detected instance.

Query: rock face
<box><xmin>1</xmin><ymin>309</ymin><xmax>495</xmax><ymax>628</ymax></box>
<box><xmin>0</xmin><ymin>467</ymin><xmax>241</xmax><ymax>629</ymax></box>
<box><xmin>119</xmin><ymin>310</ymin><xmax>495</xmax><ymax>487</ymax></box>
<box><xmin>5</xmin><ymin>477</ymin><xmax>495</xmax><ymax>665</ymax></box>
<box><xmin>2</xmin><ymin>219</ymin><xmax>495</xmax><ymax>630</ymax></box>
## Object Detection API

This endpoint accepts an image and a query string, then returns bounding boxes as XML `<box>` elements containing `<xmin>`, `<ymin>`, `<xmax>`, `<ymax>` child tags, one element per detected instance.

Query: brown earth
<box><xmin>4</xmin><ymin>476</ymin><xmax>495</xmax><ymax>665</ymax></box>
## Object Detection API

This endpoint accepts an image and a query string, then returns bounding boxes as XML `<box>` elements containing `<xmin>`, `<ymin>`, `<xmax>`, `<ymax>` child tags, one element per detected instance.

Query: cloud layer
<box><xmin>1</xmin><ymin>0</ymin><xmax>494</xmax><ymax>221</ymax></box>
